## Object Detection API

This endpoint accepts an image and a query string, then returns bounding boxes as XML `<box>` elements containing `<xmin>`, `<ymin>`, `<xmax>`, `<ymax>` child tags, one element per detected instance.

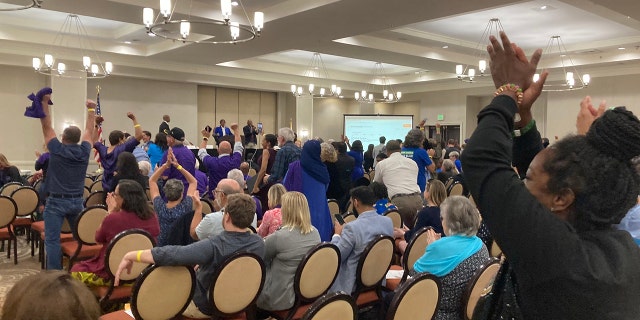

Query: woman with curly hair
<box><xmin>402</xmin><ymin>128</ymin><xmax>435</xmax><ymax>193</ymax></box>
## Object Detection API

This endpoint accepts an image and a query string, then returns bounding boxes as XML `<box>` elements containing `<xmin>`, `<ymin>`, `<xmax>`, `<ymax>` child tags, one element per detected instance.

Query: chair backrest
<box><xmin>131</xmin><ymin>265</ymin><xmax>196</xmax><ymax>320</ymax></box>
<box><xmin>85</xmin><ymin>176</ymin><xmax>95</xmax><ymax>189</ymax></box>
<box><xmin>248</xmin><ymin>168</ymin><xmax>257</xmax><ymax>177</ymax></box>
<box><xmin>368</xmin><ymin>170</ymin><xmax>375</xmax><ymax>181</ymax></box>
<box><xmin>105</xmin><ymin>229</ymin><xmax>156</xmax><ymax>282</ymax></box>
<box><xmin>201</xmin><ymin>198</ymin><xmax>214</xmax><ymax>215</ymax></box>
<box><xmin>445</xmin><ymin>177</ymin><xmax>454</xmax><ymax>189</ymax></box>
<box><xmin>84</xmin><ymin>191</ymin><xmax>106</xmax><ymax>207</ymax></box>
<box><xmin>83</xmin><ymin>187</ymin><xmax>91</xmax><ymax>199</ymax></box>
<box><xmin>301</xmin><ymin>292</ymin><xmax>357</xmax><ymax>320</ymax></box>
<box><xmin>462</xmin><ymin>258</ymin><xmax>501</xmax><ymax>320</ymax></box>
<box><xmin>90</xmin><ymin>180</ymin><xmax>104</xmax><ymax>192</ymax></box>
<box><xmin>356</xmin><ymin>235</ymin><xmax>394</xmax><ymax>290</ymax></box>
<box><xmin>210</xmin><ymin>252</ymin><xmax>265</xmax><ymax>316</ymax></box>
<box><xmin>403</xmin><ymin>227</ymin><xmax>431</xmax><ymax>278</ymax></box>
<box><xmin>384</xmin><ymin>210</ymin><xmax>402</xmax><ymax>229</ymax></box>
<box><xmin>327</xmin><ymin>199</ymin><xmax>340</xmax><ymax>215</ymax></box>
<box><xmin>1</xmin><ymin>182</ymin><xmax>22</xmax><ymax>197</ymax></box>
<box><xmin>343</xmin><ymin>213</ymin><xmax>357</xmax><ymax>224</ymax></box>
<box><xmin>296</xmin><ymin>243</ymin><xmax>341</xmax><ymax>302</ymax></box>
<box><xmin>386</xmin><ymin>273</ymin><xmax>440</xmax><ymax>320</ymax></box>
<box><xmin>0</xmin><ymin>195</ymin><xmax>17</xmax><ymax>228</ymax></box>
<box><xmin>74</xmin><ymin>206</ymin><xmax>108</xmax><ymax>245</ymax></box>
<box><xmin>32</xmin><ymin>179</ymin><xmax>42</xmax><ymax>193</ymax></box>
<box><xmin>490</xmin><ymin>241</ymin><xmax>503</xmax><ymax>258</ymax></box>
<box><xmin>10</xmin><ymin>186</ymin><xmax>39</xmax><ymax>217</ymax></box>
<box><xmin>448</xmin><ymin>182</ymin><xmax>464</xmax><ymax>197</ymax></box>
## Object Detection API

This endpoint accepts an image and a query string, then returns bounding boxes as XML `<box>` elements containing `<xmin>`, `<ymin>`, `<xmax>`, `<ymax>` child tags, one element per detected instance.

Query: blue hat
<box><xmin>24</xmin><ymin>87</ymin><xmax>53</xmax><ymax>119</ymax></box>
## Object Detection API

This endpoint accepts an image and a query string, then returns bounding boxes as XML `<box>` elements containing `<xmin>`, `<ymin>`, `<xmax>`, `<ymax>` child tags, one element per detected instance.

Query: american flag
<box><xmin>94</xmin><ymin>90</ymin><xmax>103</xmax><ymax>165</ymax></box>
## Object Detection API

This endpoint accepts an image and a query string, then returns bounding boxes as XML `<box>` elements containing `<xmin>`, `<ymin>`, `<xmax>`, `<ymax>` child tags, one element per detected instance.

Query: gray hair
<box><xmin>163</xmin><ymin>178</ymin><xmax>184</xmax><ymax>201</ymax></box>
<box><xmin>227</xmin><ymin>169</ymin><xmax>246</xmax><ymax>190</ymax></box>
<box><xmin>449</xmin><ymin>151</ymin><xmax>460</xmax><ymax>159</ymax></box>
<box><xmin>442</xmin><ymin>159</ymin><xmax>458</xmax><ymax>173</ymax></box>
<box><xmin>278</xmin><ymin>127</ymin><xmax>295</xmax><ymax>142</ymax></box>
<box><xmin>138</xmin><ymin>161</ymin><xmax>151</xmax><ymax>176</ymax></box>
<box><xmin>440</xmin><ymin>196</ymin><xmax>481</xmax><ymax>236</ymax></box>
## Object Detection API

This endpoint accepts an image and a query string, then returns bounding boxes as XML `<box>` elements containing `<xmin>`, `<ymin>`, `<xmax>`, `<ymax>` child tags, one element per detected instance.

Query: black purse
<box><xmin>472</xmin><ymin>259</ymin><xmax>525</xmax><ymax>320</ymax></box>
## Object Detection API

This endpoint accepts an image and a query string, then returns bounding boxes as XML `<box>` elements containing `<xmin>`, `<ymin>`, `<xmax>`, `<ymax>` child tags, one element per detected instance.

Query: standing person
<box><xmin>282</xmin><ymin>140</ymin><xmax>332</xmax><ymax>241</ymax></box>
<box><xmin>108</xmin><ymin>152</ymin><xmax>148</xmax><ymax>192</ymax></box>
<box><xmin>372</xmin><ymin>136</ymin><xmax>386</xmax><ymax>168</ymax></box>
<box><xmin>0</xmin><ymin>154</ymin><xmax>22</xmax><ymax>188</ymax></box>
<box><xmin>214</xmin><ymin>119</ymin><xmax>232</xmax><ymax>137</ymax></box>
<box><xmin>373</xmin><ymin>140</ymin><xmax>422</xmax><ymax>229</ymax></box>
<box><xmin>159</xmin><ymin>127</ymin><xmax>196</xmax><ymax>199</ymax></box>
<box><xmin>363</xmin><ymin>143</ymin><xmax>375</xmax><ymax>173</ymax></box>
<box><xmin>443</xmin><ymin>139</ymin><xmax>460</xmax><ymax>159</ymax></box>
<box><xmin>140</xmin><ymin>131</ymin><xmax>152</xmax><ymax>151</ymax></box>
<box><xmin>401</xmin><ymin>128</ymin><xmax>436</xmax><ymax>193</ymax></box>
<box><xmin>327</xmin><ymin>142</ymin><xmax>354</xmax><ymax>212</ymax></box>
<box><xmin>343</xmin><ymin>136</ymin><xmax>364</xmax><ymax>182</ymax></box>
<box><xmin>243</xmin><ymin>119</ymin><xmax>258</xmax><ymax>146</ymax></box>
<box><xmin>264</xmin><ymin>127</ymin><xmax>301</xmax><ymax>185</ymax></box>
<box><xmin>462</xmin><ymin>31</ymin><xmax>640</xmax><ymax>318</ymax></box>
<box><xmin>147</xmin><ymin>132</ymin><xmax>168</xmax><ymax>173</ymax></box>
<box><xmin>199</xmin><ymin>123</ymin><xmax>243</xmax><ymax>199</ymax></box>
<box><xmin>251</xmin><ymin>134</ymin><xmax>278</xmax><ymax>214</ymax></box>
<box><xmin>449</xmin><ymin>151</ymin><xmax>462</xmax><ymax>173</ymax></box>
<box><xmin>93</xmin><ymin>112</ymin><xmax>144</xmax><ymax>191</ymax></box>
<box><xmin>159</xmin><ymin>114</ymin><xmax>170</xmax><ymax>134</ymax></box>
<box><xmin>36</xmin><ymin>94</ymin><xmax>93</xmax><ymax>270</ymax></box>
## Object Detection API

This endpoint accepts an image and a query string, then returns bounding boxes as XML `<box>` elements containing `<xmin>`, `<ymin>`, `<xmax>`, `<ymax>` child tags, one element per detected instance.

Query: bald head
<box><xmin>218</xmin><ymin>141</ymin><xmax>232</xmax><ymax>155</ymax></box>
<box><xmin>217</xmin><ymin>178</ymin><xmax>242</xmax><ymax>195</ymax></box>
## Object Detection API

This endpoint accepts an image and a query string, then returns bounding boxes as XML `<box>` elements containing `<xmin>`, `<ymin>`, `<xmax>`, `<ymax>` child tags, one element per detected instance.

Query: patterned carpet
<box><xmin>0</xmin><ymin>235</ymin><xmax>42</xmax><ymax>315</ymax></box>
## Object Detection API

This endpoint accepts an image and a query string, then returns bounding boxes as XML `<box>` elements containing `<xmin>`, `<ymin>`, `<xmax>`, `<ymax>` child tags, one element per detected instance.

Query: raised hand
<box><xmin>230</xmin><ymin>123</ymin><xmax>239</xmax><ymax>132</ymax></box>
<box><xmin>127</xmin><ymin>112</ymin><xmax>136</xmax><ymax>120</ymax></box>
<box><xmin>577</xmin><ymin>96</ymin><xmax>607</xmax><ymax>135</ymax></box>
<box><xmin>86</xmin><ymin>99</ymin><xmax>97</xmax><ymax>109</ymax></box>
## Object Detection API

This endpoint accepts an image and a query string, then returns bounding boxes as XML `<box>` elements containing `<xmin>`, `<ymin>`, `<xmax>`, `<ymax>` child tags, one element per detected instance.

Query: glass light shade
<box><xmin>254</xmin><ymin>12</ymin><xmax>264</xmax><ymax>31</ymax></box>
<box><xmin>57</xmin><ymin>62</ymin><xmax>66</xmax><ymax>74</ymax></box>
<box><xmin>368</xmin><ymin>93</ymin><xmax>373</xmax><ymax>101</ymax></box>
<box><xmin>32</xmin><ymin>57</ymin><xmax>41</xmax><ymax>70</ymax></box>
<box><xmin>582</xmin><ymin>74</ymin><xmax>590</xmax><ymax>85</ymax></box>
<box><xmin>388</xmin><ymin>93</ymin><xmax>394</xmax><ymax>101</ymax></box>
<box><xmin>297</xmin><ymin>86</ymin><xmax>303</xmax><ymax>95</ymax></box>
<box><xmin>336</xmin><ymin>87</ymin><xmax>341</xmax><ymax>95</ymax></box>
<box><xmin>383</xmin><ymin>89</ymin><xmax>388</xmax><ymax>98</ymax></box>
<box><xmin>180</xmin><ymin>21</ymin><xmax>190</xmax><ymax>38</ymax></box>
<box><xmin>456</xmin><ymin>64</ymin><xmax>463</xmax><ymax>76</ymax></box>
<box><xmin>221</xmin><ymin>0</ymin><xmax>232</xmax><ymax>20</ymax></box>
<box><xmin>568</xmin><ymin>77</ymin><xmax>575</xmax><ymax>87</ymax></box>
<box><xmin>44</xmin><ymin>54</ymin><xmax>54</xmax><ymax>68</ymax></box>
<box><xmin>143</xmin><ymin>8</ymin><xmax>154</xmax><ymax>27</ymax></box>
<box><xmin>479</xmin><ymin>60</ymin><xmax>487</xmax><ymax>73</ymax></box>
<box><xmin>83</xmin><ymin>56</ymin><xmax>91</xmax><ymax>69</ymax></box>
<box><xmin>355</xmin><ymin>92</ymin><xmax>360</xmax><ymax>100</ymax></box>
<box><xmin>230</xmin><ymin>22</ymin><xmax>239</xmax><ymax>40</ymax></box>
<box><xmin>533</xmin><ymin>73</ymin><xmax>540</xmax><ymax>83</ymax></box>
<box><xmin>468</xmin><ymin>68</ymin><xmax>476</xmax><ymax>78</ymax></box>
<box><xmin>160</xmin><ymin>0</ymin><xmax>171</xmax><ymax>17</ymax></box>
<box><xmin>566</xmin><ymin>72</ymin><xmax>574</xmax><ymax>83</ymax></box>
<box><xmin>331</xmin><ymin>84</ymin><xmax>336</xmax><ymax>93</ymax></box>
<box><xmin>361</xmin><ymin>90</ymin><xmax>366</xmax><ymax>98</ymax></box>
<box><xmin>105</xmin><ymin>62</ymin><xmax>113</xmax><ymax>74</ymax></box>
<box><xmin>320</xmin><ymin>88</ymin><xmax>325</xmax><ymax>96</ymax></box>
<box><xmin>291</xmin><ymin>84</ymin><xmax>296</xmax><ymax>93</ymax></box>
<box><xmin>308</xmin><ymin>83</ymin><xmax>314</xmax><ymax>93</ymax></box>
<box><xmin>91</xmin><ymin>64</ymin><xmax>99</xmax><ymax>75</ymax></box>
<box><xmin>397</xmin><ymin>92</ymin><xmax>402</xmax><ymax>99</ymax></box>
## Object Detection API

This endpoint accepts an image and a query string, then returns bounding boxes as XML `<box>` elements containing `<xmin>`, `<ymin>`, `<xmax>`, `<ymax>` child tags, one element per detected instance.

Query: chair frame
<box><xmin>385</xmin><ymin>273</ymin><xmax>441</xmax><ymax>320</ymax></box>
<box><xmin>461</xmin><ymin>258</ymin><xmax>501</xmax><ymax>320</ymax></box>
<box><xmin>208</xmin><ymin>251</ymin><xmax>266</xmax><ymax>319</ymax></box>
<box><xmin>63</xmin><ymin>205</ymin><xmax>108</xmax><ymax>271</ymax></box>
<box><xmin>383</xmin><ymin>209</ymin><xmax>403</xmax><ymax>229</ymax></box>
<box><xmin>90</xmin><ymin>180</ymin><xmax>104</xmax><ymax>193</ymax></box>
<box><xmin>447</xmin><ymin>181</ymin><xmax>464</xmax><ymax>197</ymax></box>
<box><xmin>300</xmin><ymin>292</ymin><xmax>357</xmax><ymax>320</ymax></box>
<box><xmin>0</xmin><ymin>195</ymin><xmax>18</xmax><ymax>264</ymax></box>
<box><xmin>398</xmin><ymin>226</ymin><xmax>431</xmax><ymax>286</ymax></box>
<box><xmin>84</xmin><ymin>191</ymin><xmax>107</xmax><ymax>207</ymax></box>
<box><xmin>353</xmin><ymin>235</ymin><xmax>394</xmax><ymax>310</ymax></box>
<box><xmin>200</xmin><ymin>197</ymin><xmax>215</xmax><ymax>215</ymax></box>
<box><xmin>10</xmin><ymin>186</ymin><xmax>40</xmax><ymax>246</ymax></box>
<box><xmin>268</xmin><ymin>243</ymin><xmax>341</xmax><ymax>320</ymax></box>
<box><xmin>0</xmin><ymin>182</ymin><xmax>23</xmax><ymax>196</ymax></box>
<box><xmin>130</xmin><ymin>265</ymin><xmax>196</xmax><ymax>320</ymax></box>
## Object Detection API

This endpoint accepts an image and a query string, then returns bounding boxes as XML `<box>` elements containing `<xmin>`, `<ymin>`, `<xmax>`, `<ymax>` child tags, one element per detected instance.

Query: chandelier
<box><xmin>32</xmin><ymin>14</ymin><xmax>112</xmax><ymax>79</ymax></box>
<box><xmin>143</xmin><ymin>0</ymin><xmax>264</xmax><ymax>44</ymax></box>
<box><xmin>534</xmin><ymin>35</ymin><xmax>590</xmax><ymax>91</ymax></box>
<box><xmin>291</xmin><ymin>53</ymin><xmax>342</xmax><ymax>98</ymax></box>
<box><xmin>355</xmin><ymin>62</ymin><xmax>402</xmax><ymax>103</ymax></box>
<box><xmin>0</xmin><ymin>0</ymin><xmax>42</xmax><ymax>11</ymax></box>
<box><xmin>455</xmin><ymin>18</ymin><xmax>504</xmax><ymax>83</ymax></box>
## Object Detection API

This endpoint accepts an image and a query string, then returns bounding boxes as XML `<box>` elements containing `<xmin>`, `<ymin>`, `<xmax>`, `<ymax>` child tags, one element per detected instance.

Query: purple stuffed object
<box><xmin>25</xmin><ymin>87</ymin><xmax>53</xmax><ymax>119</ymax></box>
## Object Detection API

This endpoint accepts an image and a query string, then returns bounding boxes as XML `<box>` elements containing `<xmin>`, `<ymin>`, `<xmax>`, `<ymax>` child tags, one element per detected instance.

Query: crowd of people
<box><xmin>4</xmin><ymin>30</ymin><xmax>640</xmax><ymax>320</ymax></box>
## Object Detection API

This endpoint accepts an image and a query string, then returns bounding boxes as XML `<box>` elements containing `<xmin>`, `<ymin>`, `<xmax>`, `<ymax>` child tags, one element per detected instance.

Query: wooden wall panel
<box><xmin>260</xmin><ymin>92</ymin><xmax>277</xmax><ymax>135</ymax></box>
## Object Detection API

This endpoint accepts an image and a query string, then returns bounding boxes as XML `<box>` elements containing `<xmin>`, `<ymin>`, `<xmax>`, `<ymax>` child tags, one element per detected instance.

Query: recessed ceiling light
<box><xmin>124</xmin><ymin>41</ymin><xmax>132</xmax><ymax>44</ymax></box>
<box><xmin>442</xmin><ymin>45</ymin><xmax>449</xmax><ymax>49</ymax></box>
<box><xmin>618</xmin><ymin>47</ymin><xmax>626</xmax><ymax>50</ymax></box>
<box><xmin>231</xmin><ymin>1</ymin><xmax>238</xmax><ymax>6</ymax></box>
<box><xmin>540</xmin><ymin>5</ymin><xmax>547</xmax><ymax>10</ymax></box>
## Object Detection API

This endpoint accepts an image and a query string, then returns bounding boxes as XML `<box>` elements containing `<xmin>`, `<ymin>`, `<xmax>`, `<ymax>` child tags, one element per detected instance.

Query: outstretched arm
<box><xmin>83</xmin><ymin>100</ymin><xmax>97</xmax><ymax>144</ymax></box>
<box><xmin>127</xmin><ymin>112</ymin><xmax>143</xmax><ymax>141</ymax></box>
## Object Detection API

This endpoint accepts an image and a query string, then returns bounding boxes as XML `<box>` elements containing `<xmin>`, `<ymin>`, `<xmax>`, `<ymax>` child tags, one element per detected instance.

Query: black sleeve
<box><xmin>512</xmin><ymin>123</ymin><xmax>543</xmax><ymax>179</ymax></box>
<box><xmin>8</xmin><ymin>166</ymin><xmax>22</xmax><ymax>183</ymax></box>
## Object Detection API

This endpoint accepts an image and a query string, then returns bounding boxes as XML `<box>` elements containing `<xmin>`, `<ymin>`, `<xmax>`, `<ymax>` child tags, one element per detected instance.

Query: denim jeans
<box><xmin>44</xmin><ymin>197</ymin><xmax>84</xmax><ymax>270</ymax></box>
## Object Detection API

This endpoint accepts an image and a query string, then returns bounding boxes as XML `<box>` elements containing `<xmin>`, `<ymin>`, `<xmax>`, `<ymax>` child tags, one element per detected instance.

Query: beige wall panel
<box><xmin>259</xmin><ymin>92</ymin><xmax>277</xmax><ymax>135</ymax></box>
<box><xmin>215</xmin><ymin>87</ymin><xmax>239</xmax><ymax>126</ymax></box>
<box><xmin>198</xmin><ymin>86</ymin><xmax>216</xmax><ymax>132</ymax></box>
<box><xmin>238</xmin><ymin>90</ymin><xmax>260</xmax><ymax>127</ymax></box>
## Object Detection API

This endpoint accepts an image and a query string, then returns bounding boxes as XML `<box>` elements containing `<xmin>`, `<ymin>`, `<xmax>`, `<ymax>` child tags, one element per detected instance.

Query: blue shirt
<box><xmin>147</xmin><ymin>142</ymin><xmax>166</xmax><ymax>172</ymax></box>
<box><xmin>401</xmin><ymin>147</ymin><xmax>433</xmax><ymax>193</ymax></box>
<box><xmin>616</xmin><ymin>203</ymin><xmax>640</xmax><ymax>245</ymax></box>
<box><xmin>47</xmin><ymin>139</ymin><xmax>91</xmax><ymax>195</ymax></box>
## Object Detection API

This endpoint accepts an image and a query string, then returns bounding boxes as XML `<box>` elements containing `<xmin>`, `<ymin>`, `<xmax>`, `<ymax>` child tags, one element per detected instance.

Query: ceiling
<box><xmin>1</xmin><ymin>0</ymin><xmax>639</xmax><ymax>95</ymax></box>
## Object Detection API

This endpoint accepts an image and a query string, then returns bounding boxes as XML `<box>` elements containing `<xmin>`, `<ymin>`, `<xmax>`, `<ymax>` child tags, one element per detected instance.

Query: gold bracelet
<box><xmin>87</xmin><ymin>109</ymin><xmax>95</xmax><ymax>112</ymax></box>
<box><xmin>177</xmin><ymin>165</ymin><xmax>183</xmax><ymax>171</ymax></box>
<box><xmin>494</xmin><ymin>84</ymin><xmax>523</xmax><ymax>106</ymax></box>
<box><xmin>136</xmin><ymin>250</ymin><xmax>143</xmax><ymax>262</ymax></box>
<box><xmin>134</xmin><ymin>124</ymin><xmax>141</xmax><ymax>128</ymax></box>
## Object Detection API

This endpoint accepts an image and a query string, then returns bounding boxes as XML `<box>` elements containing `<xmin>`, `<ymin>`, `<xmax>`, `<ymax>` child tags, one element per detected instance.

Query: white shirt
<box><xmin>195</xmin><ymin>208</ymin><xmax>258</xmax><ymax>240</ymax></box>
<box><xmin>373</xmin><ymin>152</ymin><xmax>420</xmax><ymax>198</ymax></box>
<box><xmin>372</xmin><ymin>143</ymin><xmax>385</xmax><ymax>167</ymax></box>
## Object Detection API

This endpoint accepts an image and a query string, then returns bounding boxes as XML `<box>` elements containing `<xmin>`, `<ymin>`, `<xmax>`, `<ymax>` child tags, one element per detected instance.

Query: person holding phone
<box><xmin>243</xmin><ymin>119</ymin><xmax>258</xmax><ymax>146</ymax></box>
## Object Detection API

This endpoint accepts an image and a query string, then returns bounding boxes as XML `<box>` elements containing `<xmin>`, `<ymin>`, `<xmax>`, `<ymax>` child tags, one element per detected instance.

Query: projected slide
<box><xmin>343</xmin><ymin>115</ymin><xmax>414</xmax><ymax>149</ymax></box>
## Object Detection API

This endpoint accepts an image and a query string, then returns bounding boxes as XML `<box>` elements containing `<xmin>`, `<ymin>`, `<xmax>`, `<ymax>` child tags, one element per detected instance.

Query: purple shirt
<box><xmin>195</xmin><ymin>170</ymin><xmax>208</xmax><ymax>196</ymax></box>
<box><xmin>94</xmin><ymin>138</ymin><xmax>139</xmax><ymax>190</ymax></box>
<box><xmin>199</xmin><ymin>142</ymin><xmax>243</xmax><ymax>198</ymax></box>
<box><xmin>160</xmin><ymin>144</ymin><xmax>196</xmax><ymax>197</ymax></box>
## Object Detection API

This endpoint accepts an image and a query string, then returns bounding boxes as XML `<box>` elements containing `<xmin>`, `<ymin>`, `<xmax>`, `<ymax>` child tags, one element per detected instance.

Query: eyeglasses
<box><xmin>213</xmin><ymin>189</ymin><xmax>226</xmax><ymax>196</ymax></box>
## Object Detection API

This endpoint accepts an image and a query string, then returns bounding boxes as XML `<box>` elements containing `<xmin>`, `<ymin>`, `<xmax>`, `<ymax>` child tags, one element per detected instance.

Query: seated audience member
<box><xmin>147</xmin><ymin>132</ymin><xmax>168</xmax><ymax>173</ymax></box>
<box><xmin>389</xmin><ymin>196</ymin><xmax>488</xmax><ymax>320</ymax></box>
<box><xmin>395</xmin><ymin>179</ymin><xmax>446</xmax><ymax>254</ymax></box>
<box><xmin>138</xmin><ymin>160</ymin><xmax>151</xmax><ymax>177</ymax></box>
<box><xmin>2</xmin><ymin>271</ymin><xmax>101</xmax><ymax>320</ymax></box>
<box><xmin>132</xmin><ymin>137</ymin><xmax>150</xmax><ymax>163</ymax></box>
<box><xmin>227</xmin><ymin>168</ymin><xmax>247</xmax><ymax>191</ymax></box>
<box><xmin>615</xmin><ymin>197</ymin><xmax>640</xmax><ymax>246</ymax></box>
<box><xmin>329</xmin><ymin>186</ymin><xmax>394</xmax><ymax>294</ymax></box>
<box><xmin>71</xmin><ymin>180</ymin><xmax>160</xmax><ymax>287</ymax></box>
<box><xmin>0</xmin><ymin>153</ymin><xmax>22</xmax><ymax>187</ymax></box>
<box><xmin>109</xmin><ymin>152</ymin><xmax>149</xmax><ymax>192</ymax></box>
<box><xmin>257</xmin><ymin>191</ymin><xmax>321</xmax><ymax>311</ymax></box>
<box><xmin>240</xmin><ymin>161</ymin><xmax>251</xmax><ymax>179</ymax></box>
<box><xmin>375</xmin><ymin>152</ymin><xmax>388</xmax><ymax>164</ymax></box>
<box><xmin>190</xmin><ymin>179</ymin><xmax>256</xmax><ymax>240</ymax></box>
<box><xmin>93</xmin><ymin>112</ymin><xmax>144</xmax><ymax>190</ymax></box>
<box><xmin>449</xmin><ymin>151</ymin><xmax>462</xmax><ymax>173</ymax></box>
<box><xmin>369</xmin><ymin>181</ymin><xmax>397</xmax><ymax>215</ymax></box>
<box><xmin>256</xmin><ymin>184</ymin><xmax>287</xmax><ymax>238</ymax></box>
<box><xmin>199</xmin><ymin>123</ymin><xmax>243</xmax><ymax>198</ymax></box>
<box><xmin>437</xmin><ymin>159</ymin><xmax>458</xmax><ymax>185</ymax></box>
<box><xmin>150</xmin><ymin>149</ymin><xmax>197</xmax><ymax>246</ymax></box>
<box><xmin>115</xmin><ymin>193</ymin><xmax>265</xmax><ymax>319</ymax></box>
<box><xmin>160</xmin><ymin>127</ymin><xmax>196</xmax><ymax>199</ymax></box>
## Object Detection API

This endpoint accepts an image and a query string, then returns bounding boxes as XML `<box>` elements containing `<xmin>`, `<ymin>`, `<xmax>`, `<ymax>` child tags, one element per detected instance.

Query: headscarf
<box><xmin>300</xmin><ymin>140</ymin><xmax>330</xmax><ymax>185</ymax></box>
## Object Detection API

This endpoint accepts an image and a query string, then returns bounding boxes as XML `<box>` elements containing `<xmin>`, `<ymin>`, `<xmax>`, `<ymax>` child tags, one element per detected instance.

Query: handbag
<box><xmin>472</xmin><ymin>258</ymin><xmax>525</xmax><ymax>320</ymax></box>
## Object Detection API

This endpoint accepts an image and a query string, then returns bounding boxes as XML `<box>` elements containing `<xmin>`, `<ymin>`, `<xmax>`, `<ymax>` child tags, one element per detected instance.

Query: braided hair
<box><xmin>544</xmin><ymin>107</ymin><xmax>640</xmax><ymax>230</ymax></box>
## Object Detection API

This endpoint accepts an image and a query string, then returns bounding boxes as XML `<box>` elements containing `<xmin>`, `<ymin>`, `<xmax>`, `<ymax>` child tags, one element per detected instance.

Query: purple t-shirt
<box><xmin>160</xmin><ymin>144</ymin><xmax>196</xmax><ymax>197</ymax></box>
<box><xmin>201</xmin><ymin>150</ymin><xmax>242</xmax><ymax>198</ymax></box>
<box><xmin>94</xmin><ymin>138</ymin><xmax>139</xmax><ymax>190</ymax></box>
